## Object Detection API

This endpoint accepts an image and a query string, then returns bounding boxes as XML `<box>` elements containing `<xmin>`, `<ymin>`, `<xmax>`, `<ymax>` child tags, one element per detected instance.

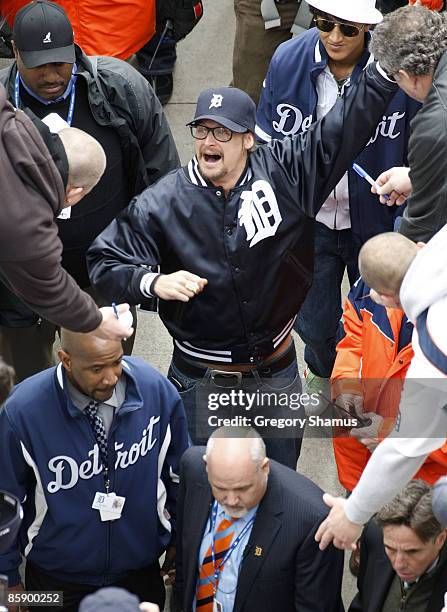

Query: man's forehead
<box><xmin>383</xmin><ymin>525</ymin><xmax>425</xmax><ymax>549</ymax></box>
<box><xmin>198</xmin><ymin>118</ymin><xmax>227</xmax><ymax>129</ymax></box>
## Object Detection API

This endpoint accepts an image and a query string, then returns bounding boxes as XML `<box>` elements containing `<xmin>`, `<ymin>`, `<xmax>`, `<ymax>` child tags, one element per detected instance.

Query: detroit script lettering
<box><xmin>47</xmin><ymin>416</ymin><xmax>160</xmax><ymax>493</ymax></box>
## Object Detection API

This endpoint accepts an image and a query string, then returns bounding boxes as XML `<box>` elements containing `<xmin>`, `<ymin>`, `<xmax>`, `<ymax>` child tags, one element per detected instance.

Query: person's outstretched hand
<box><xmin>315</xmin><ymin>493</ymin><xmax>363</xmax><ymax>550</ymax></box>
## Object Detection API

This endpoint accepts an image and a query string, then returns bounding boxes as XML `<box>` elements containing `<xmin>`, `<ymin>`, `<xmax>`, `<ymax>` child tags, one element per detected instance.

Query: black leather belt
<box><xmin>173</xmin><ymin>343</ymin><xmax>296</xmax><ymax>381</ymax></box>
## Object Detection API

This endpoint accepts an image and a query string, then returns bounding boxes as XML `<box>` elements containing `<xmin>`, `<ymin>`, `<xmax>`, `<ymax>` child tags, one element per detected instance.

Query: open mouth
<box><xmin>203</xmin><ymin>153</ymin><xmax>222</xmax><ymax>164</ymax></box>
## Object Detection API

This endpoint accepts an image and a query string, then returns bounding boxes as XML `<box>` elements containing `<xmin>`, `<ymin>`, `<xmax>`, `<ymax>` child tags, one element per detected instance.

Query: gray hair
<box><xmin>206</xmin><ymin>427</ymin><xmax>266</xmax><ymax>466</ymax></box>
<box><xmin>376</xmin><ymin>480</ymin><xmax>443</xmax><ymax>543</ymax></box>
<box><xmin>370</xmin><ymin>5</ymin><xmax>447</xmax><ymax>76</ymax></box>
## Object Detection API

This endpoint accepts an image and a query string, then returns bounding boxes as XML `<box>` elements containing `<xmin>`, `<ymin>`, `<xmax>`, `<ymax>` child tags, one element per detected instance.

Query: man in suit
<box><xmin>349</xmin><ymin>480</ymin><xmax>447</xmax><ymax>611</ymax></box>
<box><xmin>175</xmin><ymin>427</ymin><xmax>344</xmax><ymax>611</ymax></box>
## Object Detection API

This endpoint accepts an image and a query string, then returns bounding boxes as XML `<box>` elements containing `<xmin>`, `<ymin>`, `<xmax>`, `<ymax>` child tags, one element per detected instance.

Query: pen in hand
<box><xmin>112</xmin><ymin>302</ymin><xmax>120</xmax><ymax>320</ymax></box>
<box><xmin>352</xmin><ymin>163</ymin><xmax>390</xmax><ymax>200</ymax></box>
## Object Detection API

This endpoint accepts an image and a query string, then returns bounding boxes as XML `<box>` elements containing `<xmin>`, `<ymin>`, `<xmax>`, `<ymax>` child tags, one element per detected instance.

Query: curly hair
<box><xmin>370</xmin><ymin>5</ymin><xmax>447</xmax><ymax>75</ymax></box>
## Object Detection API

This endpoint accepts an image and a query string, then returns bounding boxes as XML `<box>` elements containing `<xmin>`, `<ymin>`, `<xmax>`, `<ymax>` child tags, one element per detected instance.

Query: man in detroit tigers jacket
<box><xmin>0</xmin><ymin>330</ymin><xmax>188</xmax><ymax>611</ymax></box>
<box><xmin>88</xmin><ymin>75</ymin><xmax>397</xmax><ymax>469</ymax></box>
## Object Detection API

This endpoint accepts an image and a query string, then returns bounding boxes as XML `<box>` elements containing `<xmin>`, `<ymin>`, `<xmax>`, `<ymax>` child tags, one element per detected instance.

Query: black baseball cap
<box><xmin>13</xmin><ymin>0</ymin><xmax>75</xmax><ymax>68</ymax></box>
<box><xmin>187</xmin><ymin>87</ymin><xmax>256</xmax><ymax>133</ymax></box>
<box><xmin>0</xmin><ymin>491</ymin><xmax>22</xmax><ymax>554</ymax></box>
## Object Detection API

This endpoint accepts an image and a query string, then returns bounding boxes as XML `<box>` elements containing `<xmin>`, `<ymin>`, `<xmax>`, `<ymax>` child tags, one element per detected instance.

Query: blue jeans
<box><xmin>295</xmin><ymin>222</ymin><xmax>359</xmax><ymax>378</ymax></box>
<box><xmin>168</xmin><ymin>357</ymin><xmax>303</xmax><ymax>470</ymax></box>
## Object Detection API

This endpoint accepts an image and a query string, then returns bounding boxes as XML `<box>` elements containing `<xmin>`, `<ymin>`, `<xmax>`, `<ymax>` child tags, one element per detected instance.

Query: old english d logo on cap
<box><xmin>209</xmin><ymin>93</ymin><xmax>223</xmax><ymax>109</ymax></box>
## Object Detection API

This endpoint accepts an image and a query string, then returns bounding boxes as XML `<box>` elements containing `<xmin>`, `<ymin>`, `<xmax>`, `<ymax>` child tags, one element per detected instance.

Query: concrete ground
<box><xmin>0</xmin><ymin>0</ymin><xmax>356</xmax><ymax>605</ymax></box>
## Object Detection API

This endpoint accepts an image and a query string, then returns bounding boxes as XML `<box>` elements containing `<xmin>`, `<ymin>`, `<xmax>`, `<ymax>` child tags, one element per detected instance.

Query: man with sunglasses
<box><xmin>256</xmin><ymin>0</ymin><xmax>420</xmax><ymax>415</ymax></box>
<box><xmin>88</xmin><ymin>78</ymin><xmax>398</xmax><ymax>470</ymax></box>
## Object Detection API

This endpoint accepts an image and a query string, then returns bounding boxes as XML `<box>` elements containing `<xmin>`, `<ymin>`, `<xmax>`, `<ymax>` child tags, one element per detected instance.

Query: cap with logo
<box><xmin>304</xmin><ymin>0</ymin><xmax>383</xmax><ymax>24</ymax></box>
<box><xmin>187</xmin><ymin>87</ymin><xmax>256</xmax><ymax>133</ymax></box>
<box><xmin>13</xmin><ymin>0</ymin><xmax>75</xmax><ymax>69</ymax></box>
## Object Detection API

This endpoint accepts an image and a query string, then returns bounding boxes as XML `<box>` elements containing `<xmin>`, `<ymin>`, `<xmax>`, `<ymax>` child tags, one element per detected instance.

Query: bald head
<box><xmin>60</xmin><ymin>328</ymin><xmax>121</xmax><ymax>358</ymax></box>
<box><xmin>58</xmin><ymin>127</ymin><xmax>106</xmax><ymax>194</ymax></box>
<box><xmin>58</xmin><ymin>329</ymin><xmax>123</xmax><ymax>401</ymax></box>
<box><xmin>205</xmin><ymin>428</ymin><xmax>269</xmax><ymax>518</ymax></box>
<box><xmin>359</xmin><ymin>232</ymin><xmax>418</xmax><ymax>297</ymax></box>
<box><xmin>206</xmin><ymin>427</ymin><xmax>266</xmax><ymax>465</ymax></box>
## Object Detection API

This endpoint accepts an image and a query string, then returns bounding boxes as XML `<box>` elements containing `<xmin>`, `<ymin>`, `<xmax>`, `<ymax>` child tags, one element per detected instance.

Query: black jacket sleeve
<box><xmin>87</xmin><ymin>194</ymin><xmax>167</xmax><ymax>303</ymax></box>
<box><xmin>264</xmin><ymin>62</ymin><xmax>398</xmax><ymax>218</ymax></box>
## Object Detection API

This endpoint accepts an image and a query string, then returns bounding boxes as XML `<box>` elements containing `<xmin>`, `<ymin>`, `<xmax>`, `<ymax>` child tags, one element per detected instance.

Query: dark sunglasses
<box><xmin>314</xmin><ymin>15</ymin><xmax>365</xmax><ymax>38</ymax></box>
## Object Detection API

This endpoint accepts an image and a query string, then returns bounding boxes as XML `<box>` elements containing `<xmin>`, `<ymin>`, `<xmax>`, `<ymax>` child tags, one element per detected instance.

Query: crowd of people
<box><xmin>0</xmin><ymin>0</ymin><xmax>446</xmax><ymax>610</ymax></box>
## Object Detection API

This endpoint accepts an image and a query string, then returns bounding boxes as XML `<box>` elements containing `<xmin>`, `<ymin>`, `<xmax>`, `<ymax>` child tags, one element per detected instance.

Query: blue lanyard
<box><xmin>14</xmin><ymin>72</ymin><xmax>76</xmax><ymax>126</ymax></box>
<box><xmin>209</xmin><ymin>501</ymin><xmax>255</xmax><ymax>594</ymax></box>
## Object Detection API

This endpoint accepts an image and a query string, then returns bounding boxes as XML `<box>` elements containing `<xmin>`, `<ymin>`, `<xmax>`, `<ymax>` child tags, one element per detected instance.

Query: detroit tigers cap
<box><xmin>13</xmin><ymin>0</ymin><xmax>75</xmax><ymax>69</ymax></box>
<box><xmin>79</xmin><ymin>587</ymin><xmax>141</xmax><ymax>612</ymax></box>
<box><xmin>0</xmin><ymin>491</ymin><xmax>22</xmax><ymax>554</ymax></box>
<box><xmin>187</xmin><ymin>87</ymin><xmax>256</xmax><ymax>133</ymax></box>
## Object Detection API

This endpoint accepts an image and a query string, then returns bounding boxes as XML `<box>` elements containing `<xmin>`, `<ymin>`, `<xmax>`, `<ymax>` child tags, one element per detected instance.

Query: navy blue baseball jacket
<box><xmin>0</xmin><ymin>357</ymin><xmax>188</xmax><ymax>586</ymax></box>
<box><xmin>256</xmin><ymin>29</ymin><xmax>421</xmax><ymax>244</ymax></box>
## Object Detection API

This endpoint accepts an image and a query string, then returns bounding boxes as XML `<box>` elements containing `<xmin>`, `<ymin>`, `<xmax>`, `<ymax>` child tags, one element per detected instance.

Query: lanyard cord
<box><xmin>14</xmin><ymin>72</ymin><xmax>77</xmax><ymax>126</ymax></box>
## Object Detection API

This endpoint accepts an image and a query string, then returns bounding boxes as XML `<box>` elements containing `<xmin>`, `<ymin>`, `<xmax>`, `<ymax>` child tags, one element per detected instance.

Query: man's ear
<box><xmin>11</xmin><ymin>41</ymin><xmax>19</xmax><ymax>61</ymax></box>
<box><xmin>261</xmin><ymin>457</ymin><xmax>270</xmax><ymax>476</ymax></box>
<box><xmin>379</xmin><ymin>293</ymin><xmax>400</xmax><ymax>309</ymax></box>
<box><xmin>64</xmin><ymin>186</ymin><xmax>84</xmax><ymax>206</ymax></box>
<box><xmin>398</xmin><ymin>69</ymin><xmax>417</xmax><ymax>87</ymax></box>
<box><xmin>244</xmin><ymin>131</ymin><xmax>255</xmax><ymax>151</ymax></box>
<box><xmin>58</xmin><ymin>349</ymin><xmax>71</xmax><ymax>372</ymax></box>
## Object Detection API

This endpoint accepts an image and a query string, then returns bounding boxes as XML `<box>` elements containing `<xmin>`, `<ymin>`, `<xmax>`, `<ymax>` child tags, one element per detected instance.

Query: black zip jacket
<box><xmin>0</xmin><ymin>45</ymin><xmax>179</xmax><ymax>327</ymax></box>
<box><xmin>88</xmin><ymin>62</ymin><xmax>397</xmax><ymax>364</ymax></box>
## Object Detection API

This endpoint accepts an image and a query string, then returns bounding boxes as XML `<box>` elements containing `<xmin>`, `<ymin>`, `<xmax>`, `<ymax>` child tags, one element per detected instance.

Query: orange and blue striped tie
<box><xmin>196</xmin><ymin>517</ymin><xmax>235</xmax><ymax>610</ymax></box>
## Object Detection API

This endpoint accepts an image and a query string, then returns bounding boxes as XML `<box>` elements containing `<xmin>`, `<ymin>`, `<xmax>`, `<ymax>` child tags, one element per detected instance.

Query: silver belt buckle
<box><xmin>210</xmin><ymin>369</ymin><xmax>243</xmax><ymax>388</ymax></box>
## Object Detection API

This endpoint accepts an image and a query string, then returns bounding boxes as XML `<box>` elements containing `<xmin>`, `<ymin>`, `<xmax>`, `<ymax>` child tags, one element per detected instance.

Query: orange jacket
<box><xmin>2</xmin><ymin>0</ymin><xmax>155</xmax><ymax>59</ymax></box>
<box><xmin>332</xmin><ymin>278</ymin><xmax>447</xmax><ymax>491</ymax></box>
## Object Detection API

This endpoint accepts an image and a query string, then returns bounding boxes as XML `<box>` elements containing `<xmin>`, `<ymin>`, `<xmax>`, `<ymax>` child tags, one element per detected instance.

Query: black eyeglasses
<box><xmin>190</xmin><ymin>124</ymin><xmax>234</xmax><ymax>142</ymax></box>
<box><xmin>314</xmin><ymin>15</ymin><xmax>365</xmax><ymax>38</ymax></box>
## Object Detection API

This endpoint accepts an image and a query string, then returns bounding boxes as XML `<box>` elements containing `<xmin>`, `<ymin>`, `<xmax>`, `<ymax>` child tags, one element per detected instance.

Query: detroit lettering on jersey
<box><xmin>272</xmin><ymin>103</ymin><xmax>406</xmax><ymax>146</ymax></box>
<box><xmin>273</xmin><ymin>104</ymin><xmax>313</xmax><ymax>137</ymax></box>
<box><xmin>47</xmin><ymin>416</ymin><xmax>160</xmax><ymax>493</ymax></box>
